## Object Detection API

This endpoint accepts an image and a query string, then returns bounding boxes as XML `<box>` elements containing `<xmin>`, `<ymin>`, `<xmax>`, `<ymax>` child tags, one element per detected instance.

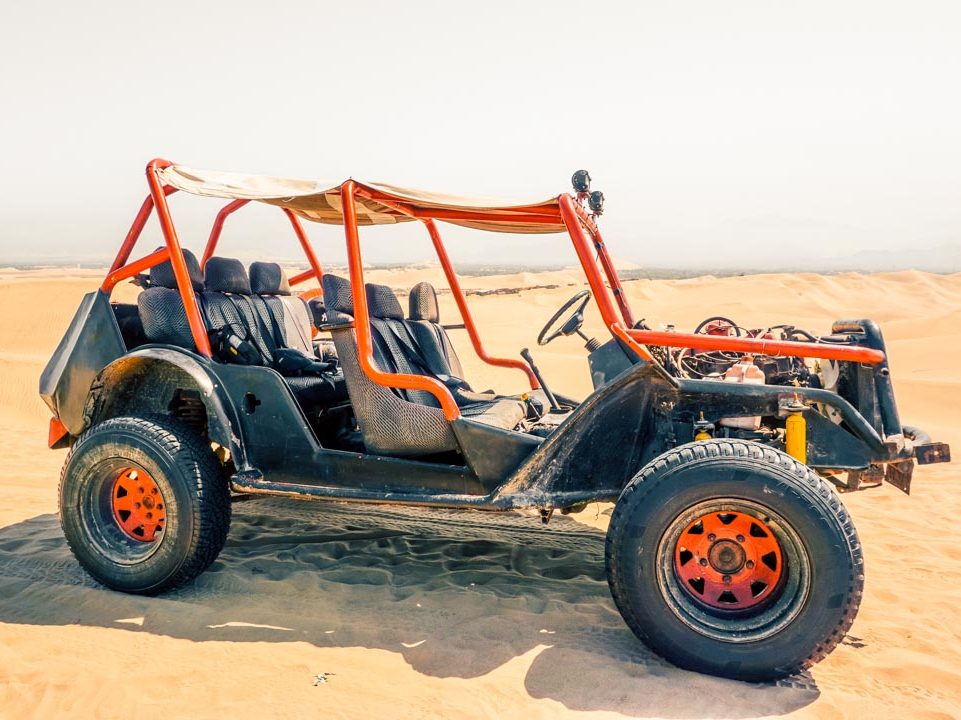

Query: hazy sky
<box><xmin>1</xmin><ymin>1</ymin><xmax>959</xmax><ymax>268</ymax></box>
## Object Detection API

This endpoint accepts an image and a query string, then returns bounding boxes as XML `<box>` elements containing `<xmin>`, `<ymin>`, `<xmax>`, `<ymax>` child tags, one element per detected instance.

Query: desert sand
<box><xmin>1</xmin><ymin>266</ymin><xmax>959</xmax><ymax>719</ymax></box>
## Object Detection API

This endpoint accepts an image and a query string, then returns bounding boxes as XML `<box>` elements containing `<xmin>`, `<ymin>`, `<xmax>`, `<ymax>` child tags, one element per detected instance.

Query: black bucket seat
<box><xmin>138</xmin><ymin>252</ymin><xmax>343</xmax><ymax>410</ymax></box>
<box><xmin>322</xmin><ymin>274</ymin><xmax>529</xmax><ymax>456</ymax></box>
<box><xmin>137</xmin><ymin>248</ymin><xmax>206</xmax><ymax>350</ymax></box>
<box><xmin>407</xmin><ymin>281</ymin><xmax>465</xmax><ymax>381</ymax></box>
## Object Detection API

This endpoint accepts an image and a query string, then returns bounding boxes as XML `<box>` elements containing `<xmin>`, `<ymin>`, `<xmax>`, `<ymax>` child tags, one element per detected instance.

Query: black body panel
<box><xmin>215</xmin><ymin>363</ymin><xmax>485</xmax><ymax>495</ymax></box>
<box><xmin>495</xmin><ymin>363</ymin><xmax>671</xmax><ymax>505</ymax></box>
<box><xmin>45</xmin><ymin>292</ymin><xmax>941</xmax><ymax>509</ymax></box>
<box><xmin>40</xmin><ymin>291</ymin><xmax>126</xmax><ymax>433</ymax></box>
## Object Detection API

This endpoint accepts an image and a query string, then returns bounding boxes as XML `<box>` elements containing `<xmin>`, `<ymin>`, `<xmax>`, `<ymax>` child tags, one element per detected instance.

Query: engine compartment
<box><xmin>583</xmin><ymin>313</ymin><xmax>941</xmax><ymax>492</ymax></box>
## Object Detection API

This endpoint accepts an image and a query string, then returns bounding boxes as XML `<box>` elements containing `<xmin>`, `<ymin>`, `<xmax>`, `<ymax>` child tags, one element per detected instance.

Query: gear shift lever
<box><xmin>520</xmin><ymin>347</ymin><xmax>562</xmax><ymax>413</ymax></box>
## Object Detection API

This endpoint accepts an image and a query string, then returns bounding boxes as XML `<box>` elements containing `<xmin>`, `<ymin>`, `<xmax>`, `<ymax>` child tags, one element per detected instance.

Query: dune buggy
<box><xmin>40</xmin><ymin>160</ymin><xmax>950</xmax><ymax>681</ymax></box>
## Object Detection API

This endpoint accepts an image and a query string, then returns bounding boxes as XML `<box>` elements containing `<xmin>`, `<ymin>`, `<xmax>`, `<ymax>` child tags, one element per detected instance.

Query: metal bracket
<box><xmin>884</xmin><ymin>459</ymin><xmax>914</xmax><ymax>495</ymax></box>
<box><xmin>915</xmin><ymin>442</ymin><xmax>951</xmax><ymax>465</ymax></box>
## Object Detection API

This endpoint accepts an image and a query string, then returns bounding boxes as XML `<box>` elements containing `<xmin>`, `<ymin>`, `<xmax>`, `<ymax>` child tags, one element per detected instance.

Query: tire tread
<box><xmin>58</xmin><ymin>415</ymin><xmax>230</xmax><ymax>595</ymax></box>
<box><xmin>605</xmin><ymin>439</ymin><xmax>864</xmax><ymax>679</ymax></box>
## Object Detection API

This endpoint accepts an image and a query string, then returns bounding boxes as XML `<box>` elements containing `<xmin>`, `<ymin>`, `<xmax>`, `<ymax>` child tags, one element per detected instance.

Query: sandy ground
<box><xmin>1</xmin><ymin>267</ymin><xmax>959</xmax><ymax>719</ymax></box>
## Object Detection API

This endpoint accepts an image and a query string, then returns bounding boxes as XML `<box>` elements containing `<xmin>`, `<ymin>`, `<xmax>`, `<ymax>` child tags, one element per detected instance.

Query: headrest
<box><xmin>322</xmin><ymin>274</ymin><xmax>353</xmax><ymax>316</ymax></box>
<box><xmin>149</xmin><ymin>247</ymin><xmax>204</xmax><ymax>291</ymax></box>
<box><xmin>409</xmin><ymin>282</ymin><xmax>440</xmax><ymax>323</ymax></box>
<box><xmin>365</xmin><ymin>283</ymin><xmax>404</xmax><ymax>320</ymax></box>
<box><xmin>204</xmin><ymin>257</ymin><xmax>251</xmax><ymax>295</ymax></box>
<box><xmin>249</xmin><ymin>262</ymin><xmax>291</xmax><ymax>296</ymax></box>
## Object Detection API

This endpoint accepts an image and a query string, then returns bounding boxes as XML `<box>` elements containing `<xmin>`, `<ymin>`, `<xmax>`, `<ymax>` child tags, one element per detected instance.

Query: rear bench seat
<box><xmin>249</xmin><ymin>261</ymin><xmax>315</xmax><ymax>355</ymax></box>
<box><xmin>249</xmin><ymin>262</ymin><xmax>338</xmax><ymax>365</ymax></box>
<box><xmin>201</xmin><ymin>257</ymin><xmax>277</xmax><ymax>363</ymax></box>
<box><xmin>137</xmin><ymin>250</ymin><xmax>346</xmax><ymax>409</ymax></box>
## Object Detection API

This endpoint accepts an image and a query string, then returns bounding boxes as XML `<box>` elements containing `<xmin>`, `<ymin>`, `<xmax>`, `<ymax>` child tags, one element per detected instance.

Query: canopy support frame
<box><xmin>350</xmin><ymin>186</ymin><xmax>540</xmax><ymax>391</ymax></box>
<box><xmin>201</xmin><ymin>199</ymin><xmax>325</xmax><ymax>286</ymax></box>
<box><xmin>101</xmin><ymin>157</ymin><xmax>887</xmax><ymax>375</ymax></box>
<box><xmin>102</xmin><ymin>160</ymin><xmax>212</xmax><ymax>358</ymax></box>
<box><xmin>341</xmin><ymin>181</ymin><xmax>462</xmax><ymax>420</ymax></box>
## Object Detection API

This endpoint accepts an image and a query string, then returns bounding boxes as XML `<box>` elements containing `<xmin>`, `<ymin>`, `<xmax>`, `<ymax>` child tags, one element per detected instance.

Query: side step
<box><xmin>230</xmin><ymin>472</ymin><xmax>499</xmax><ymax>510</ymax></box>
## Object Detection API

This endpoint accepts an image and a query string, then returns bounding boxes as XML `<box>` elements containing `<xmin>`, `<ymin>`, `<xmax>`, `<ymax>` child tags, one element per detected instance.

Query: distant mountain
<box><xmin>812</xmin><ymin>243</ymin><xmax>961</xmax><ymax>273</ymax></box>
<box><xmin>625</xmin><ymin>242</ymin><xmax>961</xmax><ymax>277</ymax></box>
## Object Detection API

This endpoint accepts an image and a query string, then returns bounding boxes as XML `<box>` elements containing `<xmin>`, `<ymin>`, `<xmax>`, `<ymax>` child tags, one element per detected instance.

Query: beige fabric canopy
<box><xmin>159</xmin><ymin>165</ymin><xmax>567</xmax><ymax>234</ymax></box>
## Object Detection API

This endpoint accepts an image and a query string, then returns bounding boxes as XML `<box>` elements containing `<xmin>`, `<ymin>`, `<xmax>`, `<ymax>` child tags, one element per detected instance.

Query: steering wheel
<box><xmin>694</xmin><ymin>316</ymin><xmax>745</xmax><ymax>336</ymax></box>
<box><xmin>537</xmin><ymin>290</ymin><xmax>592</xmax><ymax>346</ymax></box>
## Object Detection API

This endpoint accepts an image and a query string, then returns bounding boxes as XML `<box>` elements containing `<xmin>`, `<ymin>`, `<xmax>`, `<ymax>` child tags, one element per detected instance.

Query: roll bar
<box><xmin>202</xmin><ymin>199</ymin><xmax>325</xmax><ymax>287</ymax></box>
<box><xmin>102</xmin><ymin>158</ymin><xmax>886</xmax><ymax>417</ymax></box>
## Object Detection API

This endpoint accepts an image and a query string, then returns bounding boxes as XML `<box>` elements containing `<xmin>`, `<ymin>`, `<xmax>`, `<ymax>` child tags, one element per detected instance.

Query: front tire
<box><xmin>59</xmin><ymin>416</ymin><xmax>231</xmax><ymax>595</ymax></box>
<box><xmin>606</xmin><ymin>440</ymin><xmax>863</xmax><ymax>681</ymax></box>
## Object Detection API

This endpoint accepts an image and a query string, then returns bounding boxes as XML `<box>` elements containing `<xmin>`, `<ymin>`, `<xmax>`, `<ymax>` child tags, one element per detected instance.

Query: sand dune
<box><xmin>1</xmin><ymin>269</ymin><xmax>960</xmax><ymax>719</ymax></box>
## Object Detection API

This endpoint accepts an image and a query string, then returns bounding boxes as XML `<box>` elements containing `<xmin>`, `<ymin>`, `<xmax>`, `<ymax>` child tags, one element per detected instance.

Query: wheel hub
<box><xmin>708</xmin><ymin>539</ymin><xmax>746</xmax><ymax>574</ymax></box>
<box><xmin>673</xmin><ymin>510</ymin><xmax>783</xmax><ymax>610</ymax></box>
<box><xmin>111</xmin><ymin>468</ymin><xmax>165</xmax><ymax>542</ymax></box>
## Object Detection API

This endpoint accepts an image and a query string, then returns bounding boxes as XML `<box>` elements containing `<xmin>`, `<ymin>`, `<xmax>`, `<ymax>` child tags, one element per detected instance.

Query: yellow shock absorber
<box><xmin>784</xmin><ymin>399</ymin><xmax>808</xmax><ymax>464</ymax></box>
<box><xmin>693</xmin><ymin>411</ymin><xmax>714</xmax><ymax>441</ymax></box>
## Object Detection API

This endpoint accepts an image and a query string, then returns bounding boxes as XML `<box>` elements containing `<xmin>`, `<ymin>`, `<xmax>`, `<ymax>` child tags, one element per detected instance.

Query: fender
<box><xmin>84</xmin><ymin>346</ymin><xmax>251</xmax><ymax>471</ymax></box>
<box><xmin>496</xmin><ymin>362</ymin><xmax>675</xmax><ymax>505</ymax></box>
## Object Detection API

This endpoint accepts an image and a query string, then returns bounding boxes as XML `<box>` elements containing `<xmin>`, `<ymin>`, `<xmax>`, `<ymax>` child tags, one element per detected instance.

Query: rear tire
<box><xmin>606</xmin><ymin>440</ymin><xmax>863</xmax><ymax>681</ymax></box>
<box><xmin>59</xmin><ymin>416</ymin><xmax>230</xmax><ymax>595</ymax></box>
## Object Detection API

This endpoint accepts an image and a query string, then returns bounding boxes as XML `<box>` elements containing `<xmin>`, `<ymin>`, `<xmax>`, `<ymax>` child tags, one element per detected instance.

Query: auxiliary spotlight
<box><xmin>588</xmin><ymin>190</ymin><xmax>605</xmax><ymax>216</ymax></box>
<box><xmin>571</xmin><ymin>169</ymin><xmax>591</xmax><ymax>193</ymax></box>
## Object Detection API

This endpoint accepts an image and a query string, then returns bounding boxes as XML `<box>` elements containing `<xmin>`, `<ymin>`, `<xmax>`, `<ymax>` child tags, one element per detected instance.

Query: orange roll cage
<box><xmin>102</xmin><ymin>158</ymin><xmax>886</xmax><ymax>424</ymax></box>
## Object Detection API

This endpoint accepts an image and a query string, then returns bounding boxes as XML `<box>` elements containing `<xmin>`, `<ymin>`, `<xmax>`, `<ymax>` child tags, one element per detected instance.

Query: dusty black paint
<box><xmin>42</xmin><ymin>296</ymin><xmax>947</xmax><ymax>510</ymax></box>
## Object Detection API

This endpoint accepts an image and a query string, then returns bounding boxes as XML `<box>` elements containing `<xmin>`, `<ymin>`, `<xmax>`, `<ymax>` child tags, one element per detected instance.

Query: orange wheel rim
<box><xmin>111</xmin><ymin>467</ymin><xmax>166</xmax><ymax>542</ymax></box>
<box><xmin>673</xmin><ymin>510</ymin><xmax>783</xmax><ymax>611</ymax></box>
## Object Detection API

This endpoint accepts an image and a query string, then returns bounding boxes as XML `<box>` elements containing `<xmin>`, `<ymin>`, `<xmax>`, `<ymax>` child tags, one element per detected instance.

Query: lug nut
<box><xmin>708</xmin><ymin>534</ymin><xmax>716</xmax><ymax>541</ymax></box>
<box><xmin>699</xmin><ymin>558</ymin><xmax>708</xmax><ymax>567</ymax></box>
<box><xmin>746</xmin><ymin>560</ymin><xmax>755</xmax><ymax>569</ymax></box>
<box><xmin>146</xmin><ymin>512</ymin><xmax>152</xmax><ymax>519</ymax></box>
<box><xmin>723</xmin><ymin>575</ymin><xmax>732</xmax><ymax>584</ymax></box>
<box><xmin>736</xmin><ymin>534</ymin><xmax>745</xmax><ymax>542</ymax></box>
<box><xmin>134</xmin><ymin>502</ymin><xmax>141</xmax><ymax>509</ymax></box>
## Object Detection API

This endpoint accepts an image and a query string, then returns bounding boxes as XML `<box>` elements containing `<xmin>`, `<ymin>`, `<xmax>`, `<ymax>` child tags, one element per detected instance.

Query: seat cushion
<box><xmin>285</xmin><ymin>373</ymin><xmax>348</xmax><ymax>407</ymax></box>
<box><xmin>460</xmin><ymin>397</ymin><xmax>527</xmax><ymax>431</ymax></box>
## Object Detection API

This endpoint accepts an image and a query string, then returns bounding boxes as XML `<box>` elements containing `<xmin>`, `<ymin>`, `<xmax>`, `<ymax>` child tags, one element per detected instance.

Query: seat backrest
<box><xmin>321</xmin><ymin>274</ymin><xmax>457</xmax><ymax>456</ymax></box>
<box><xmin>364</xmin><ymin>283</ymin><xmax>441</xmax><ymax>407</ymax></box>
<box><xmin>407</xmin><ymin>281</ymin><xmax>465</xmax><ymax>380</ymax></box>
<box><xmin>202</xmin><ymin>257</ymin><xmax>275</xmax><ymax>365</ymax></box>
<box><xmin>249</xmin><ymin>261</ymin><xmax>314</xmax><ymax>355</ymax></box>
<box><xmin>138</xmin><ymin>248</ymin><xmax>205</xmax><ymax>350</ymax></box>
